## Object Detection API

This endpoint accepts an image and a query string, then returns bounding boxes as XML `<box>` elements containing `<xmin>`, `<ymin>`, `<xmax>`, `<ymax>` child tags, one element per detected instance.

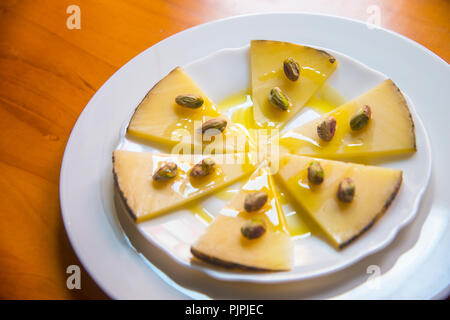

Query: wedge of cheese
<box><xmin>113</xmin><ymin>150</ymin><xmax>254</xmax><ymax>222</ymax></box>
<box><xmin>250</xmin><ymin>40</ymin><xmax>338</xmax><ymax>128</ymax></box>
<box><xmin>191</xmin><ymin>164</ymin><xmax>293</xmax><ymax>271</ymax></box>
<box><xmin>127</xmin><ymin>67</ymin><xmax>250</xmax><ymax>153</ymax></box>
<box><xmin>276</xmin><ymin>154</ymin><xmax>402</xmax><ymax>248</ymax></box>
<box><xmin>279</xmin><ymin>79</ymin><xmax>416</xmax><ymax>159</ymax></box>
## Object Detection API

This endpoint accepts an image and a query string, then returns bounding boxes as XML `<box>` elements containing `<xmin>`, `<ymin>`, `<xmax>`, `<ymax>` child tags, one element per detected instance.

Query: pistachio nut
<box><xmin>318</xmin><ymin>49</ymin><xmax>336</xmax><ymax>64</ymax></box>
<box><xmin>241</xmin><ymin>218</ymin><xmax>266</xmax><ymax>240</ymax></box>
<box><xmin>350</xmin><ymin>105</ymin><xmax>372</xmax><ymax>131</ymax></box>
<box><xmin>283</xmin><ymin>57</ymin><xmax>300</xmax><ymax>81</ymax></box>
<box><xmin>244</xmin><ymin>191</ymin><xmax>268</xmax><ymax>212</ymax></box>
<box><xmin>175</xmin><ymin>94</ymin><xmax>204</xmax><ymax>109</ymax></box>
<box><xmin>317</xmin><ymin>116</ymin><xmax>337</xmax><ymax>141</ymax></box>
<box><xmin>201</xmin><ymin>118</ymin><xmax>227</xmax><ymax>136</ymax></box>
<box><xmin>268</xmin><ymin>87</ymin><xmax>292</xmax><ymax>111</ymax></box>
<box><xmin>308</xmin><ymin>161</ymin><xmax>324</xmax><ymax>185</ymax></box>
<box><xmin>337</xmin><ymin>177</ymin><xmax>355</xmax><ymax>203</ymax></box>
<box><xmin>152</xmin><ymin>162</ymin><xmax>178</xmax><ymax>181</ymax></box>
<box><xmin>190</xmin><ymin>158</ymin><xmax>216</xmax><ymax>177</ymax></box>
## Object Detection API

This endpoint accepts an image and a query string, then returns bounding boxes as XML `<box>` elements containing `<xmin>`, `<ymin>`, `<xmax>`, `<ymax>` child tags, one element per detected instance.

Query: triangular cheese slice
<box><xmin>127</xmin><ymin>67</ymin><xmax>250</xmax><ymax>153</ymax></box>
<box><xmin>276</xmin><ymin>154</ymin><xmax>402</xmax><ymax>248</ymax></box>
<box><xmin>250</xmin><ymin>40</ymin><xmax>338</xmax><ymax>128</ymax></box>
<box><xmin>279</xmin><ymin>79</ymin><xmax>416</xmax><ymax>159</ymax></box>
<box><xmin>113</xmin><ymin>150</ymin><xmax>254</xmax><ymax>222</ymax></box>
<box><xmin>191</xmin><ymin>164</ymin><xmax>293</xmax><ymax>271</ymax></box>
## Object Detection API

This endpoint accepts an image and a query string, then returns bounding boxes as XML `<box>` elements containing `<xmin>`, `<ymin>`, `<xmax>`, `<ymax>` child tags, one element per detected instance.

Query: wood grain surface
<box><xmin>0</xmin><ymin>0</ymin><xmax>448</xmax><ymax>300</ymax></box>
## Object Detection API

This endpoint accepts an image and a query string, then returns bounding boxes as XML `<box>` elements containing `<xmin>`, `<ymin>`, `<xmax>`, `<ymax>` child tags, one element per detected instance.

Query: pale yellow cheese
<box><xmin>113</xmin><ymin>150</ymin><xmax>254</xmax><ymax>222</ymax></box>
<box><xmin>191</xmin><ymin>165</ymin><xmax>293</xmax><ymax>271</ymax></box>
<box><xmin>279</xmin><ymin>79</ymin><xmax>416</xmax><ymax>159</ymax></box>
<box><xmin>276</xmin><ymin>154</ymin><xmax>402</xmax><ymax>248</ymax></box>
<box><xmin>127</xmin><ymin>67</ymin><xmax>250</xmax><ymax>153</ymax></box>
<box><xmin>250</xmin><ymin>40</ymin><xmax>338</xmax><ymax>128</ymax></box>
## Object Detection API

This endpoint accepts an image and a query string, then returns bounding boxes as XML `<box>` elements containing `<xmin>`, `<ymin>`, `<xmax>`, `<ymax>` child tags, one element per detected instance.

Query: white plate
<box><xmin>115</xmin><ymin>44</ymin><xmax>431</xmax><ymax>283</ymax></box>
<box><xmin>60</xmin><ymin>13</ymin><xmax>450</xmax><ymax>299</ymax></box>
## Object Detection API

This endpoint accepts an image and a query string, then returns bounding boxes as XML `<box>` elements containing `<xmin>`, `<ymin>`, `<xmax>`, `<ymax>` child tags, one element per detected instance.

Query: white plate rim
<box><xmin>59</xmin><ymin>12</ymin><xmax>448</xmax><ymax>299</ymax></box>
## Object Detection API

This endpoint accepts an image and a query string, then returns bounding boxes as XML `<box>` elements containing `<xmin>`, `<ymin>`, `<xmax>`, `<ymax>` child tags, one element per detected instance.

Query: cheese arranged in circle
<box><xmin>127</xmin><ymin>67</ymin><xmax>251</xmax><ymax>154</ymax></box>
<box><xmin>250</xmin><ymin>40</ymin><xmax>338</xmax><ymax>128</ymax></box>
<box><xmin>113</xmin><ymin>150</ymin><xmax>254</xmax><ymax>222</ymax></box>
<box><xmin>279</xmin><ymin>79</ymin><xmax>416</xmax><ymax>159</ymax></box>
<box><xmin>276</xmin><ymin>154</ymin><xmax>402</xmax><ymax>248</ymax></box>
<box><xmin>191</xmin><ymin>164</ymin><xmax>293</xmax><ymax>271</ymax></box>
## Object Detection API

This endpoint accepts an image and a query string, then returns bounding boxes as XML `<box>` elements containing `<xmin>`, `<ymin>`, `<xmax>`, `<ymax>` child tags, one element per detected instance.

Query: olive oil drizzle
<box><xmin>188</xmin><ymin>86</ymin><xmax>346</xmax><ymax>237</ymax></box>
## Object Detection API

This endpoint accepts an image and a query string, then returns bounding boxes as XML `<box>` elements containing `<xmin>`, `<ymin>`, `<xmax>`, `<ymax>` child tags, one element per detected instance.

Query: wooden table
<box><xmin>0</xmin><ymin>0</ymin><xmax>448</xmax><ymax>300</ymax></box>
